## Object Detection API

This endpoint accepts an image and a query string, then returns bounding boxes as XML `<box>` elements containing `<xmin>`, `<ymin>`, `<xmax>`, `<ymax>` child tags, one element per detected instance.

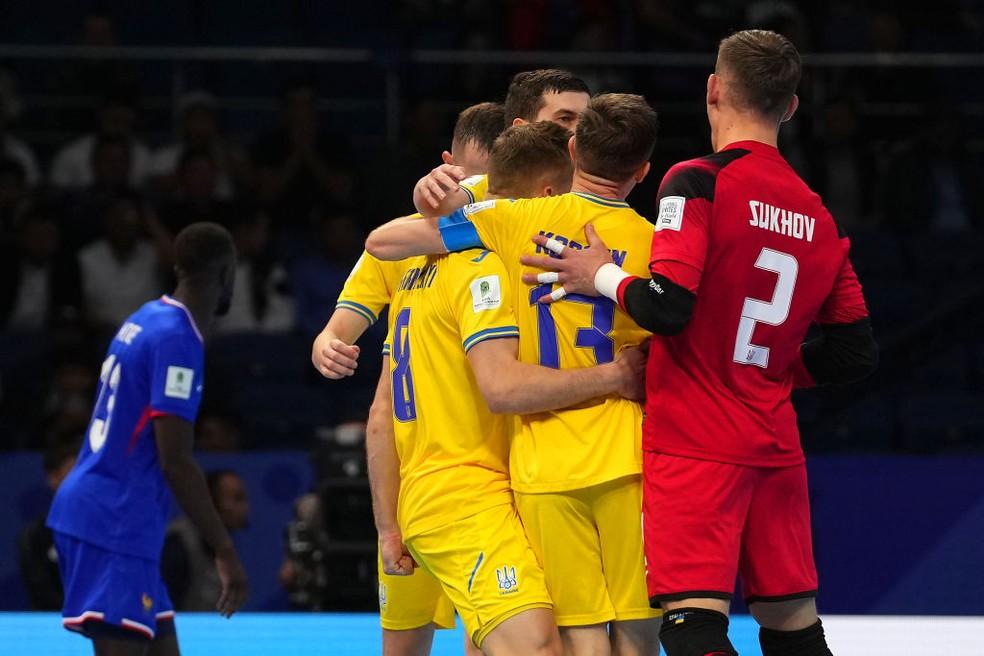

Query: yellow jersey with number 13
<box><xmin>437</xmin><ymin>192</ymin><xmax>654</xmax><ymax>494</ymax></box>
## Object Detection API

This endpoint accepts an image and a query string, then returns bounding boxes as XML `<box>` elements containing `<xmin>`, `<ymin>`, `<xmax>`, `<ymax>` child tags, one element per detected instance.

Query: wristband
<box><xmin>594</xmin><ymin>263</ymin><xmax>631</xmax><ymax>302</ymax></box>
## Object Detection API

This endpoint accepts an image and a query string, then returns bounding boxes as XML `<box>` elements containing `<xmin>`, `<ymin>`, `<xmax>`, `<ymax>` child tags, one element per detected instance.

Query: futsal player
<box><xmin>313</xmin><ymin>120</ymin><xmax>574</xmax><ymax>656</ymax></box>
<box><xmin>413</xmin><ymin>69</ymin><xmax>590</xmax><ymax>218</ymax></box>
<box><xmin>516</xmin><ymin>30</ymin><xmax>879</xmax><ymax>656</ymax></box>
<box><xmin>47</xmin><ymin>223</ymin><xmax>247</xmax><ymax>656</ymax></box>
<box><xmin>365</xmin><ymin>94</ymin><xmax>664</xmax><ymax>656</ymax></box>
<box><xmin>374</xmin><ymin>131</ymin><xmax>646</xmax><ymax>656</ymax></box>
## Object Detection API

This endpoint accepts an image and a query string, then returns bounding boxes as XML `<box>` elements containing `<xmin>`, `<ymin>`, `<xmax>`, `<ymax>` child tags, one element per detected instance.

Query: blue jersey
<box><xmin>47</xmin><ymin>296</ymin><xmax>205</xmax><ymax>561</ymax></box>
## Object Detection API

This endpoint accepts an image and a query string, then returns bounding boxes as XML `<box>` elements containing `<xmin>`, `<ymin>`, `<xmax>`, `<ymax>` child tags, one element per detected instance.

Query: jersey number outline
<box><xmin>391</xmin><ymin>308</ymin><xmax>417</xmax><ymax>422</ymax></box>
<box><xmin>88</xmin><ymin>355</ymin><xmax>122</xmax><ymax>452</ymax></box>
<box><xmin>530</xmin><ymin>284</ymin><xmax>615</xmax><ymax>367</ymax></box>
<box><xmin>733</xmin><ymin>248</ymin><xmax>798</xmax><ymax>368</ymax></box>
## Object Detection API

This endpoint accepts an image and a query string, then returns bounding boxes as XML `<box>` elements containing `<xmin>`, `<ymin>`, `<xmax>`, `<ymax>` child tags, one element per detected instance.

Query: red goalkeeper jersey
<box><xmin>634</xmin><ymin>140</ymin><xmax>868</xmax><ymax>466</ymax></box>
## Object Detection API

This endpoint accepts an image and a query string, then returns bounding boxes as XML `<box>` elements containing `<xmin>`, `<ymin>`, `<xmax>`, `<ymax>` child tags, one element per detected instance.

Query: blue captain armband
<box><xmin>438</xmin><ymin>208</ymin><xmax>484</xmax><ymax>252</ymax></box>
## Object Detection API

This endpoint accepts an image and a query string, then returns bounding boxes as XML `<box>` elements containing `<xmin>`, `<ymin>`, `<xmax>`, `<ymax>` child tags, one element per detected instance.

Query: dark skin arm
<box><xmin>155</xmin><ymin>415</ymin><xmax>248</xmax><ymax>617</ymax></box>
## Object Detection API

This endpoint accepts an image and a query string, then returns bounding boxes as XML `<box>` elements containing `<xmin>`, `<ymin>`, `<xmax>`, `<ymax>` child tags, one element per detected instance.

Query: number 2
<box><xmin>530</xmin><ymin>285</ymin><xmax>615</xmax><ymax>367</ymax></box>
<box><xmin>391</xmin><ymin>308</ymin><xmax>417</xmax><ymax>422</ymax></box>
<box><xmin>733</xmin><ymin>248</ymin><xmax>798</xmax><ymax>368</ymax></box>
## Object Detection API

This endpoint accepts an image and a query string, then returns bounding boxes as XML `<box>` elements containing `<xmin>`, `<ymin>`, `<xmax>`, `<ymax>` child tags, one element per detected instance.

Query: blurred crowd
<box><xmin>1</xmin><ymin>3</ymin><xmax>982</xmax><ymax>455</ymax></box>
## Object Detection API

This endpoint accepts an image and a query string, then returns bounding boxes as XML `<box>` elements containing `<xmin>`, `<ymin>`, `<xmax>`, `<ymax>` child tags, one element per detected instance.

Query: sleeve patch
<box><xmin>656</xmin><ymin>196</ymin><xmax>685</xmax><ymax>232</ymax></box>
<box><xmin>164</xmin><ymin>366</ymin><xmax>194</xmax><ymax>400</ymax></box>
<box><xmin>470</xmin><ymin>275</ymin><xmax>502</xmax><ymax>312</ymax></box>
<box><xmin>464</xmin><ymin>200</ymin><xmax>496</xmax><ymax>216</ymax></box>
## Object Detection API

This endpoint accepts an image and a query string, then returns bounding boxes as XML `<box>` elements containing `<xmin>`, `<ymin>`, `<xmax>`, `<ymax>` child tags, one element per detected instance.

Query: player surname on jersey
<box><xmin>748</xmin><ymin>200</ymin><xmax>816</xmax><ymax>242</ymax></box>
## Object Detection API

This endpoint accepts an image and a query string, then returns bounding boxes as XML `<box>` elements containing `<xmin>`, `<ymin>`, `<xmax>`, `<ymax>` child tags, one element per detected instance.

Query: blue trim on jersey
<box><xmin>468</xmin><ymin>552</ymin><xmax>485</xmax><ymax>592</ymax></box>
<box><xmin>462</xmin><ymin>326</ymin><xmax>520</xmax><ymax>353</ymax></box>
<box><xmin>335</xmin><ymin>300</ymin><xmax>378</xmax><ymax>325</ymax></box>
<box><xmin>471</xmin><ymin>250</ymin><xmax>492</xmax><ymax>263</ymax></box>
<box><xmin>574</xmin><ymin>192</ymin><xmax>629</xmax><ymax>208</ymax></box>
<box><xmin>438</xmin><ymin>209</ymin><xmax>484</xmax><ymax>252</ymax></box>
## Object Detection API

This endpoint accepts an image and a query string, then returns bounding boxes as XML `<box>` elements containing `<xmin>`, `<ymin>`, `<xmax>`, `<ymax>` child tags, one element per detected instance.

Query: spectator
<box><xmin>252</xmin><ymin>79</ymin><xmax>356</xmax><ymax>229</ymax></box>
<box><xmin>147</xmin><ymin>91</ymin><xmax>249</xmax><ymax>200</ymax></box>
<box><xmin>62</xmin><ymin>134</ymin><xmax>138</xmax><ymax>249</ymax></box>
<box><xmin>42</xmin><ymin>361</ymin><xmax>97</xmax><ymax>442</ymax></box>
<box><xmin>879</xmin><ymin>105</ymin><xmax>984</xmax><ymax>232</ymax></box>
<box><xmin>49</xmin><ymin>89</ymin><xmax>151</xmax><ymax>191</ymax></box>
<box><xmin>808</xmin><ymin>96</ymin><xmax>875</xmax><ymax>228</ymax></box>
<box><xmin>17</xmin><ymin>439</ymin><xmax>80</xmax><ymax>610</ymax></box>
<box><xmin>78</xmin><ymin>194</ymin><xmax>163</xmax><ymax>332</ymax></box>
<box><xmin>196</xmin><ymin>412</ymin><xmax>243</xmax><ymax>452</ymax></box>
<box><xmin>290</xmin><ymin>205</ymin><xmax>362</xmax><ymax>337</ymax></box>
<box><xmin>0</xmin><ymin>204</ymin><xmax>80</xmax><ymax>331</ymax></box>
<box><xmin>161</xmin><ymin>470</ymin><xmax>249</xmax><ymax>611</ymax></box>
<box><xmin>215</xmin><ymin>212</ymin><xmax>295</xmax><ymax>334</ymax></box>
<box><xmin>158</xmin><ymin>148</ymin><xmax>238</xmax><ymax>236</ymax></box>
<box><xmin>0</xmin><ymin>72</ymin><xmax>40</xmax><ymax>187</ymax></box>
<box><xmin>0</xmin><ymin>157</ymin><xmax>29</xmax><ymax>232</ymax></box>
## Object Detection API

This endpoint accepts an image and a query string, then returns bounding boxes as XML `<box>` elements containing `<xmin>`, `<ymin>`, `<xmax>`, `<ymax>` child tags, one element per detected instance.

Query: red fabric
<box><xmin>126</xmin><ymin>407</ymin><xmax>153</xmax><ymax>454</ymax></box>
<box><xmin>615</xmin><ymin>274</ymin><xmax>641</xmax><ymax>310</ymax></box>
<box><xmin>642</xmin><ymin>140</ymin><xmax>869</xmax><ymax>467</ymax></box>
<box><xmin>643</xmin><ymin>452</ymin><xmax>818</xmax><ymax>602</ymax></box>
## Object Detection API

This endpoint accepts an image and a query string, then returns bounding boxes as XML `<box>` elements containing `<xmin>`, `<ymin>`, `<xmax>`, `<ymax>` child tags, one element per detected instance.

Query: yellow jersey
<box><xmin>336</xmin><ymin>184</ymin><xmax>489</xmax><ymax>323</ymax></box>
<box><xmin>437</xmin><ymin>192</ymin><xmax>654</xmax><ymax>493</ymax></box>
<box><xmin>383</xmin><ymin>249</ymin><xmax>520</xmax><ymax>539</ymax></box>
<box><xmin>459</xmin><ymin>174</ymin><xmax>489</xmax><ymax>205</ymax></box>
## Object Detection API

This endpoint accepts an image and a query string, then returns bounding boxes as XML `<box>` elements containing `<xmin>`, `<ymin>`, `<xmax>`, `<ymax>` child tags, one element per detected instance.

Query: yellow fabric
<box><xmin>336</xmin><ymin>249</ymin><xmax>408</xmax><ymax>326</ymax></box>
<box><xmin>383</xmin><ymin>249</ymin><xmax>520</xmax><ymax>540</ymax></box>
<box><xmin>377</xmin><ymin>551</ymin><xmax>457</xmax><ymax>631</ymax></box>
<box><xmin>406</xmin><ymin>503</ymin><xmax>552</xmax><ymax>648</ymax></box>
<box><xmin>514</xmin><ymin>475</ymin><xmax>661</xmax><ymax>626</ymax></box>
<box><xmin>454</xmin><ymin>193</ymin><xmax>654</xmax><ymax>493</ymax></box>
<box><xmin>459</xmin><ymin>174</ymin><xmax>489</xmax><ymax>205</ymax></box>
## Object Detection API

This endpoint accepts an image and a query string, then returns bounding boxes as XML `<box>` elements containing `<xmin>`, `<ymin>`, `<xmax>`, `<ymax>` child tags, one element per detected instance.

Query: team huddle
<box><xmin>46</xmin><ymin>29</ymin><xmax>877</xmax><ymax>656</ymax></box>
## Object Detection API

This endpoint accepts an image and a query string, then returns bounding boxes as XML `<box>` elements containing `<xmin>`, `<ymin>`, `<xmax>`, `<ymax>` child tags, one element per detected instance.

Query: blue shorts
<box><xmin>54</xmin><ymin>531</ymin><xmax>175</xmax><ymax>641</ymax></box>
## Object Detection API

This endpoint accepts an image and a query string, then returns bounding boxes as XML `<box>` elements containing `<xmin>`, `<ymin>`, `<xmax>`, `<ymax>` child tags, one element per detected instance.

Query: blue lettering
<box><xmin>611</xmin><ymin>250</ymin><xmax>627</xmax><ymax>267</ymax></box>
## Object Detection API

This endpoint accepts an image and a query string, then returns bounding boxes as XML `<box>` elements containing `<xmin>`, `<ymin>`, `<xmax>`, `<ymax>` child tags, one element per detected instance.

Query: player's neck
<box><xmin>712</xmin><ymin>114</ymin><xmax>780</xmax><ymax>152</ymax></box>
<box><xmin>571</xmin><ymin>170</ymin><xmax>631</xmax><ymax>201</ymax></box>
<box><xmin>170</xmin><ymin>283</ymin><xmax>216</xmax><ymax>336</ymax></box>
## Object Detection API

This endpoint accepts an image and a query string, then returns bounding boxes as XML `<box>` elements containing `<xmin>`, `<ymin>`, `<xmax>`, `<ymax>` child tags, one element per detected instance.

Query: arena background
<box><xmin>0</xmin><ymin>2</ymin><xmax>982</xmax><ymax>654</ymax></box>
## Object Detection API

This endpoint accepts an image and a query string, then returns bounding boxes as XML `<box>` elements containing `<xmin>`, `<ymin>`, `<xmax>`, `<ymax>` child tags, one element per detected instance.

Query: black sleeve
<box><xmin>160</xmin><ymin>532</ymin><xmax>191</xmax><ymax>609</ymax></box>
<box><xmin>621</xmin><ymin>274</ymin><xmax>696</xmax><ymax>336</ymax></box>
<box><xmin>801</xmin><ymin>317</ymin><xmax>878</xmax><ymax>385</ymax></box>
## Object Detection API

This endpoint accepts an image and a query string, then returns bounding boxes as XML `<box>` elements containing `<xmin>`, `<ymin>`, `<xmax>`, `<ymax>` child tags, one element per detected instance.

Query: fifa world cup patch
<box><xmin>471</xmin><ymin>275</ymin><xmax>502</xmax><ymax>312</ymax></box>
<box><xmin>164</xmin><ymin>366</ymin><xmax>194</xmax><ymax>399</ymax></box>
<box><xmin>656</xmin><ymin>195</ymin><xmax>686</xmax><ymax>231</ymax></box>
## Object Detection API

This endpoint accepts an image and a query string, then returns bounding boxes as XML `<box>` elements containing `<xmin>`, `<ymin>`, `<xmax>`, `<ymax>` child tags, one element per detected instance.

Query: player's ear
<box><xmin>441</xmin><ymin>150</ymin><xmax>454</xmax><ymax>166</ymax></box>
<box><xmin>635</xmin><ymin>161</ymin><xmax>651</xmax><ymax>183</ymax></box>
<box><xmin>567</xmin><ymin>135</ymin><xmax>577</xmax><ymax>162</ymax></box>
<box><xmin>512</xmin><ymin>117</ymin><xmax>527</xmax><ymax>127</ymax></box>
<box><xmin>780</xmin><ymin>94</ymin><xmax>799</xmax><ymax>124</ymax></box>
<box><xmin>707</xmin><ymin>73</ymin><xmax>719</xmax><ymax>107</ymax></box>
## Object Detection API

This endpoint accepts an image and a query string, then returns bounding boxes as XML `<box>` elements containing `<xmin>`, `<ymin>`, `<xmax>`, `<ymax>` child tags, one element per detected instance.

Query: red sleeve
<box><xmin>816</xmin><ymin>253</ymin><xmax>869</xmax><ymax>325</ymax></box>
<box><xmin>649</xmin><ymin>162</ymin><xmax>713</xmax><ymax>291</ymax></box>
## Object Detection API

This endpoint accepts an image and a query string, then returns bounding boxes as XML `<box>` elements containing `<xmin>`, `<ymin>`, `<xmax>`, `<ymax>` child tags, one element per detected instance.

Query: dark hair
<box><xmin>452</xmin><ymin>102</ymin><xmax>506</xmax><ymax>154</ymax></box>
<box><xmin>488</xmin><ymin>122</ymin><xmax>572</xmax><ymax>198</ymax></box>
<box><xmin>504</xmin><ymin>69</ymin><xmax>590</xmax><ymax>125</ymax></box>
<box><xmin>575</xmin><ymin>94</ymin><xmax>659</xmax><ymax>183</ymax></box>
<box><xmin>717</xmin><ymin>30</ymin><xmax>801</xmax><ymax>121</ymax></box>
<box><xmin>173</xmin><ymin>222</ymin><xmax>236</xmax><ymax>280</ymax></box>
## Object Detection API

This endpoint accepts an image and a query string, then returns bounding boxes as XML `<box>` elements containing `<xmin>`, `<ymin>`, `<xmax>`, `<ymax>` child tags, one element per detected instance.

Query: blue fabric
<box><xmin>438</xmin><ymin>209</ymin><xmax>484</xmax><ymax>252</ymax></box>
<box><xmin>54</xmin><ymin>532</ymin><xmax>174</xmax><ymax>640</ymax></box>
<box><xmin>47</xmin><ymin>298</ymin><xmax>204</xmax><ymax>560</ymax></box>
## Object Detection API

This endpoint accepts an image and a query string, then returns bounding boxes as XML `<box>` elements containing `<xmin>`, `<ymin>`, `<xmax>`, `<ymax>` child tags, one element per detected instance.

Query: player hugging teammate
<box><xmin>331</xmin><ymin>29</ymin><xmax>877</xmax><ymax>656</ymax></box>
